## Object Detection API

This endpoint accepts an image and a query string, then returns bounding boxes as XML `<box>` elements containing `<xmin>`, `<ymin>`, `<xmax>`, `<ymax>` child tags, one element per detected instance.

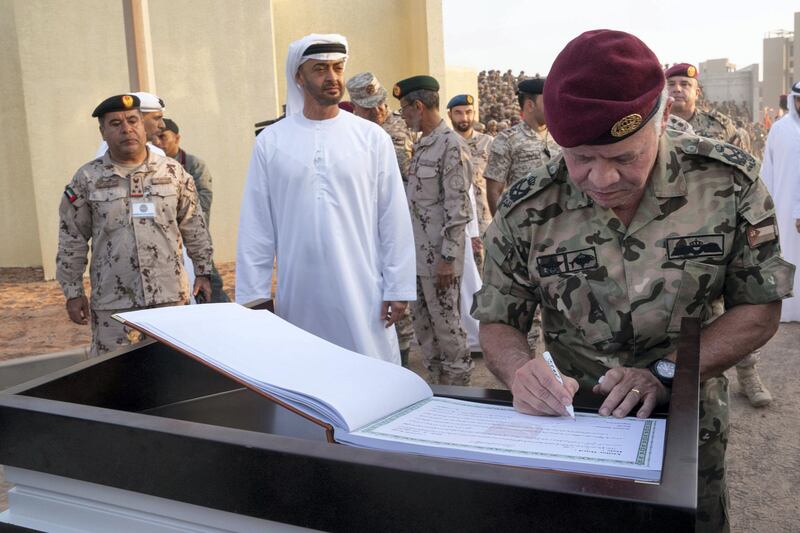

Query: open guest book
<box><xmin>114</xmin><ymin>303</ymin><xmax>666</xmax><ymax>482</ymax></box>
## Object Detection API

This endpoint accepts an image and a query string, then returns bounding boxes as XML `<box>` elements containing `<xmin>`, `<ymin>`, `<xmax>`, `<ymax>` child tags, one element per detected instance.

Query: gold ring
<box><xmin>630</xmin><ymin>388</ymin><xmax>641</xmax><ymax>396</ymax></box>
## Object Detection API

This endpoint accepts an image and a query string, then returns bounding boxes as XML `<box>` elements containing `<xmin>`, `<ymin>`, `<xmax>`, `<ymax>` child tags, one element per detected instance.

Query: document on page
<box><xmin>339</xmin><ymin>397</ymin><xmax>666</xmax><ymax>481</ymax></box>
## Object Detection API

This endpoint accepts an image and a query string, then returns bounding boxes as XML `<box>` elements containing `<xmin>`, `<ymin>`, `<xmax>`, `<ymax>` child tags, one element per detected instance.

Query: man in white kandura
<box><xmin>236</xmin><ymin>34</ymin><xmax>416</xmax><ymax>363</ymax></box>
<box><xmin>761</xmin><ymin>80</ymin><xmax>800</xmax><ymax>323</ymax></box>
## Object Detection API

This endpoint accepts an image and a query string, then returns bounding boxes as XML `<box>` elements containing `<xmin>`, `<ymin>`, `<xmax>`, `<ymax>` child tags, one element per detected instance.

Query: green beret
<box><xmin>92</xmin><ymin>94</ymin><xmax>141</xmax><ymax>118</ymax></box>
<box><xmin>447</xmin><ymin>94</ymin><xmax>475</xmax><ymax>109</ymax></box>
<box><xmin>392</xmin><ymin>75</ymin><xmax>439</xmax><ymax>99</ymax></box>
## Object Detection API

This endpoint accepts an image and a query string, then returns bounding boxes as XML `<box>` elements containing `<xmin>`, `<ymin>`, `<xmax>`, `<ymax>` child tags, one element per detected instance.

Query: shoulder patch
<box><xmin>497</xmin><ymin>163</ymin><xmax>559</xmax><ymax>214</ymax></box>
<box><xmin>679</xmin><ymin>136</ymin><xmax>759</xmax><ymax>181</ymax></box>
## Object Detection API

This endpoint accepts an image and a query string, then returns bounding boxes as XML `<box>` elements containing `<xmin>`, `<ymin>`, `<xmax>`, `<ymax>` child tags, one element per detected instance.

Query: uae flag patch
<box><xmin>746</xmin><ymin>217</ymin><xmax>778</xmax><ymax>248</ymax></box>
<box><xmin>64</xmin><ymin>186</ymin><xmax>78</xmax><ymax>203</ymax></box>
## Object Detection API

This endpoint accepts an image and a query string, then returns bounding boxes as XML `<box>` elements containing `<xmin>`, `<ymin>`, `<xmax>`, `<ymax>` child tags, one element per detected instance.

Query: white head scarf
<box><xmin>285</xmin><ymin>33</ymin><xmax>348</xmax><ymax>116</ymax></box>
<box><xmin>788</xmin><ymin>81</ymin><xmax>800</xmax><ymax>126</ymax></box>
<box><xmin>130</xmin><ymin>91</ymin><xmax>165</xmax><ymax>112</ymax></box>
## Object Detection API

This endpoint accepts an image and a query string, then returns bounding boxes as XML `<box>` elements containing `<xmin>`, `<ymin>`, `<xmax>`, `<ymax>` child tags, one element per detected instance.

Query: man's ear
<box><xmin>175</xmin><ymin>133</ymin><xmax>181</xmax><ymax>145</ymax></box>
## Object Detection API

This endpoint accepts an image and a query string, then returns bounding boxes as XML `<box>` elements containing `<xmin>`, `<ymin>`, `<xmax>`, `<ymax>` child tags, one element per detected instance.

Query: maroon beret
<box><xmin>665</xmin><ymin>63</ymin><xmax>698</xmax><ymax>79</ymax></box>
<box><xmin>338</xmin><ymin>101</ymin><xmax>354</xmax><ymax>113</ymax></box>
<box><xmin>543</xmin><ymin>29</ymin><xmax>665</xmax><ymax>148</ymax></box>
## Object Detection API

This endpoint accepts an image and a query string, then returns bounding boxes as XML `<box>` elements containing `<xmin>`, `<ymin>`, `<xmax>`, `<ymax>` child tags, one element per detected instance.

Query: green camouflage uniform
<box><xmin>483</xmin><ymin>121</ymin><xmax>560</xmax><ymax>187</ymax></box>
<box><xmin>408</xmin><ymin>119</ymin><xmax>474</xmax><ymax>383</ymax></box>
<box><xmin>473</xmin><ymin>132</ymin><xmax>794</xmax><ymax>532</ymax></box>
<box><xmin>382</xmin><ymin>111</ymin><xmax>417</xmax><ymax>359</ymax></box>
<box><xmin>57</xmin><ymin>150</ymin><xmax>213</xmax><ymax>355</ymax></box>
<box><xmin>667</xmin><ymin>114</ymin><xmax>695</xmax><ymax>134</ymax></box>
<box><xmin>689</xmin><ymin>109</ymin><xmax>737</xmax><ymax>144</ymax></box>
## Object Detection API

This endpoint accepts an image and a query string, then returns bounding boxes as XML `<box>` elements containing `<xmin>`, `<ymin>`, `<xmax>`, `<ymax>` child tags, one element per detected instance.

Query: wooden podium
<box><xmin>0</xmin><ymin>319</ymin><xmax>700</xmax><ymax>532</ymax></box>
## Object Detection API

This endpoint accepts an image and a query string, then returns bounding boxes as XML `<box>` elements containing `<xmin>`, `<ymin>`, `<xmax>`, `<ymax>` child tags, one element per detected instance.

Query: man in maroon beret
<box><xmin>666</xmin><ymin>62</ymin><xmax>738</xmax><ymax>144</ymax></box>
<box><xmin>473</xmin><ymin>29</ymin><xmax>793</xmax><ymax>533</ymax></box>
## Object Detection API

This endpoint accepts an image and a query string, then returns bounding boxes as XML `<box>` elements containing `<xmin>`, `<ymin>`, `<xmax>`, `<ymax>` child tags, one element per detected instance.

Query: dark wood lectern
<box><xmin>0</xmin><ymin>319</ymin><xmax>700</xmax><ymax>532</ymax></box>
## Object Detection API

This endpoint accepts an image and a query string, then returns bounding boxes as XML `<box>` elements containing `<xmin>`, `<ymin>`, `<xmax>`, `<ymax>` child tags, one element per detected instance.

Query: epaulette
<box><xmin>496</xmin><ymin>157</ymin><xmax>563</xmax><ymax>214</ymax></box>
<box><xmin>706</xmin><ymin>109</ymin><xmax>734</xmax><ymax>128</ymax></box>
<box><xmin>676</xmin><ymin>135</ymin><xmax>759</xmax><ymax>181</ymax></box>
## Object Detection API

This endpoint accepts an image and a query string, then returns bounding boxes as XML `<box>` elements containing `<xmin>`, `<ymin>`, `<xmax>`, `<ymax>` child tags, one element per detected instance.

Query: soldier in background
<box><xmin>484</xmin><ymin>77</ymin><xmax>560</xmax><ymax>216</ymax></box>
<box><xmin>474</xmin><ymin>30</ymin><xmax>792</xmax><ymax>531</ymax></box>
<box><xmin>346</xmin><ymin>71</ymin><xmax>416</xmax><ymax>365</ymax></box>
<box><xmin>667</xmin><ymin>63</ymin><xmax>772</xmax><ymax>407</ymax></box>
<box><xmin>57</xmin><ymin>95</ymin><xmax>212</xmax><ymax>355</ymax></box>
<box><xmin>156</xmin><ymin>118</ymin><xmax>230</xmax><ymax>303</ymax></box>
<box><xmin>395</xmin><ymin>75</ymin><xmax>474</xmax><ymax>384</ymax></box>
<box><xmin>447</xmin><ymin>93</ymin><xmax>493</xmax><ymax>272</ymax></box>
<box><xmin>666</xmin><ymin>63</ymin><xmax>738</xmax><ymax>144</ymax></box>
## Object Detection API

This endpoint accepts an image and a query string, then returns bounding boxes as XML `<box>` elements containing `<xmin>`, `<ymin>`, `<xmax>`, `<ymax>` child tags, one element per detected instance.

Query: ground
<box><xmin>1</xmin><ymin>263</ymin><xmax>797</xmax><ymax>531</ymax></box>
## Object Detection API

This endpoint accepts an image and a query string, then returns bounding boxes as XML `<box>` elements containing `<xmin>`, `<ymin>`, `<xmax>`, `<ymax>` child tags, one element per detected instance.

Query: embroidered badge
<box><xmin>666</xmin><ymin>234</ymin><xmax>725</xmax><ymax>259</ymax></box>
<box><xmin>536</xmin><ymin>247</ymin><xmax>598</xmax><ymax>277</ymax></box>
<box><xmin>611</xmin><ymin>113</ymin><xmax>643</xmax><ymax>138</ymax></box>
<box><xmin>64</xmin><ymin>186</ymin><xmax>77</xmax><ymax>203</ymax></box>
<box><xmin>746</xmin><ymin>217</ymin><xmax>778</xmax><ymax>248</ymax></box>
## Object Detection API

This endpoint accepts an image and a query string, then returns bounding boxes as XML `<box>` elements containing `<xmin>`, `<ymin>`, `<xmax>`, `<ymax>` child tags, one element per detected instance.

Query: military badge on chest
<box><xmin>666</xmin><ymin>234</ymin><xmax>724</xmax><ymax>259</ymax></box>
<box><xmin>536</xmin><ymin>247</ymin><xmax>598</xmax><ymax>277</ymax></box>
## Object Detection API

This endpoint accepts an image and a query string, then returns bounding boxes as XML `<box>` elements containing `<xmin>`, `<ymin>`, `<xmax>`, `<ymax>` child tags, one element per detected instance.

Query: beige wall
<box><xmin>149</xmin><ymin>0</ymin><xmax>279</xmax><ymax>264</ymax></box>
<box><xmin>444</xmin><ymin>66</ymin><xmax>479</xmax><ymax>124</ymax></box>
<box><xmin>2</xmin><ymin>0</ymin><xmax>449</xmax><ymax>276</ymax></box>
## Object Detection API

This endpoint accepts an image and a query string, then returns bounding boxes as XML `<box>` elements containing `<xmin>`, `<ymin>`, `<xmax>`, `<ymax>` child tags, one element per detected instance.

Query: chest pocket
<box><xmin>148</xmin><ymin>185</ymin><xmax>179</xmax><ymax>224</ymax></box>
<box><xmin>542</xmin><ymin>271</ymin><xmax>614</xmax><ymax>345</ymax></box>
<box><xmin>89</xmin><ymin>187</ymin><xmax>129</xmax><ymax>233</ymax></box>
<box><xmin>667</xmin><ymin>260</ymin><xmax>722</xmax><ymax>333</ymax></box>
<box><xmin>412</xmin><ymin>162</ymin><xmax>440</xmax><ymax>207</ymax></box>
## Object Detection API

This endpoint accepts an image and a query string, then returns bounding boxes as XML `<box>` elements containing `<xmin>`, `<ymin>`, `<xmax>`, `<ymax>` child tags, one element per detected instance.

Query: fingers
<box><xmin>511</xmin><ymin>359</ymin><xmax>575</xmax><ymax>417</ymax></box>
<box><xmin>66</xmin><ymin>297</ymin><xmax>89</xmax><ymax>325</ymax></box>
<box><xmin>595</xmin><ymin>368</ymin><xmax>666</xmax><ymax>418</ymax></box>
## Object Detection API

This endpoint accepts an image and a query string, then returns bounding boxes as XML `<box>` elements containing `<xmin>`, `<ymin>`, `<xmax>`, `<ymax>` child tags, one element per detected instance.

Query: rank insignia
<box><xmin>611</xmin><ymin>113</ymin><xmax>643</xmax><ymax>138</ymax></box>
<box><xmin>536</xmin><ymin>247</ymin><xmax>598</xmax><ymax>277</ymax></box>
<box><xmin>64</xmin><ymin>186</ymin><xmax>78</xmax><ymax>203</ymax></box>
<box><xmin>746</xmin><ymin>217</ymin><xmax>778</xmax><ymax>248</ymax></box>
<box><xmin>666</xmin><ymin>234</ymin><xmax>725</xmax><ymax>259</ymax></box>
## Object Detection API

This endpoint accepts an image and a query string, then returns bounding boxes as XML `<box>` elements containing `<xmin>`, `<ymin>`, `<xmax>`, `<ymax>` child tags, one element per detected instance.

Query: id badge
<box><xmin>132</xmin><ymin>200</ymin><xmax>156</xmax><ymax>218</ymax></box>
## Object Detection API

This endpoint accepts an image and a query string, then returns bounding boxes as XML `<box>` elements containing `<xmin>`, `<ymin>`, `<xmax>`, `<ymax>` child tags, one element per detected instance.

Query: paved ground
<box><xmin>1</xmin><ymin>265</ymin><xmax>798</xmax><ymax>530</ymax></box>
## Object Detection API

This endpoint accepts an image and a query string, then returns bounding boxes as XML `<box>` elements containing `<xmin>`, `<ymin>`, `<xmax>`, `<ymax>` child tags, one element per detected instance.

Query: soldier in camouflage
<box><xmin>57</xmin><ymin>94</ymin><xmax>213</xmax><ymax>356</ymax></box>
<box><xmin>484</xmin><ymin>77</ymin><xmax>560</xmax><ymax>216</ymax></box>
<box><xmin>473</xmin><ymin>31</ymin><xmax>794</xmax><ymax>533</ymax></box>
<box><xmin>667</xmin><ymin>63</ymin><xmax>772</xmax><ymax>407</ymax></box>
<box><xmin>395</xmin><ymin>75</ymin><xmax>474</xmax><ymax>384</ymax></box>
<box><xmin>346</xmin><ymin>72</ymin><xmax>417</xmax><ymax>365</ymax></box>
<box><xmin>666</xmin><ymin>63</ymin><xmax>739</xmax><ymax>144</ymax></box>
<box><xmin>447</xmin><ymin>93</ymin><xmax>493</xmax><ymax>272</ymax></box>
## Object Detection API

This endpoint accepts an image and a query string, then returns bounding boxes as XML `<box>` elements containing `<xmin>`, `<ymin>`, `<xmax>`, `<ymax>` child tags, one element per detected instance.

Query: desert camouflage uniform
<box><xmin>473</xmin><ymin>131</ymin><xmax>794</xmax><ymax>533</ymax></box>
<box><xmin>382</xmin><ymin>111</ymin><xmax>415</xmax><ymax>184</ymax></box>
<box><xmin>689</xmin><ymin>109</ymin><xmax>737</xmax><ymax>144</ymax></box>
<box><xmin>483</xmin><ymin>121</ymin><xmax>560</xmax><ymax>187</ymax></box>
<box><xmin>57</xmin><ymin>150</ymin><xmax>213</xmax><ymax>355</ymax></box>
<box><xmin>408</xmin><ymin>120</ymin><xmax>474</xmax><ymax>383</ymax></box>
<box><xmin>462</xmin><ymin>131</ymin><xmax>494</xmax><ymax>273</ymax></box>
<box><xmin>382</xmin><ymin>111</ymin><xmax>417</xmax><ymax>361</ymax></box>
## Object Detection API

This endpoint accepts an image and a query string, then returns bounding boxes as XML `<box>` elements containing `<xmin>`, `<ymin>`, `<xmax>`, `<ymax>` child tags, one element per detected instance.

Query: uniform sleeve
<box><xmin>235</xmin><ymin>138</ymin><xmax>276</xmax><ymax>304</ymax></box>
<box><xmin>440</xmin><ymin>141</ymin><xmax>472</xmax><ymax>262</ymax></box>
<box><xmin>56</xmin><ymin>173</ymin><xmax>92</xmax><ymax>300</ymax></box>
<box><xmin>390</xmin><ymin>131</ymin><xmax>413</xmax><ymax>183</ymax></box>
<box><xmin>175</xmin><ymin>166</ymin><xmax>213</xmax><ymax>276</ymax></box>
<box><xmin>471</xmin><ymin>211</ymin><xmax>539</xmax><ymax>332</ymax></box>
<box><xmin>723</xmin><ymin>174</ymin><xmax>795</xmax><ymax>307</ymax></box>
<box><xmin>376</xmin><ymin>133</ymin><xmax>416</xmax><ymax>301</ymax></box>
<box><xmin>189</xmin><ymin>158</ymin><xmax>213</xmax><ymax>226</ymax></box>
<box><xmin>483</xmin><ymin>133</ymin><xmax>511</xmax><ymax>183</ymax></box>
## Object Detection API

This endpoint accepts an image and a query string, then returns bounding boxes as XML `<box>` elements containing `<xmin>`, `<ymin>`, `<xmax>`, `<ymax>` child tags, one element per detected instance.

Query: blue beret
<box><xmin>447</xmin><ymin>94</ymin><xmax>475</xmax><ymax>109</ymax></box>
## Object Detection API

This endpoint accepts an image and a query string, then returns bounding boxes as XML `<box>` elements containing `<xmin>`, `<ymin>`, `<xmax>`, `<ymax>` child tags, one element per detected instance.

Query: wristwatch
<box><xmin>648</xmin><ymin>358</ymin><xmax>676</xmax><ymax>387</ymax></box>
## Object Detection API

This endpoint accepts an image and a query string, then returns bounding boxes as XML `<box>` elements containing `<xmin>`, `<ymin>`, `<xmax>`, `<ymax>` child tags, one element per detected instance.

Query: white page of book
<box><xmin>116</xmin><ymin>304</ymin><xmax>433</xmax><ymax>432</ymax></box>
<box><xmin>340</xmin><ymin>397</ymin><xmax>665</xmax><ymax>480</ymax></box>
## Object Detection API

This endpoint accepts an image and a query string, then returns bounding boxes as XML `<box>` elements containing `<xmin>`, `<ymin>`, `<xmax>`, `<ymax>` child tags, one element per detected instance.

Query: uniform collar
<box><xmin>417</xmin><ymin>119</ymin><xmax>448</xmax><ymax>147</ymax></box>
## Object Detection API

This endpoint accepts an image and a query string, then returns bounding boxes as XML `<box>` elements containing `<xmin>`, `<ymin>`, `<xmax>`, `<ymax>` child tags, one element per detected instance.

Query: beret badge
<box><xmin>366</xmin><ymin>84</ymin><xmax>375</xmax><ymax>95</ymax></box>
<box><xmin>121</xmin><ymin>95</ymin><xmax>134</xmax><ymax>108</ymax></box>
<box><xmin>392</xmin><ymin>85</ymin><xmax>401</xmax><ymax>98</ymax></box>
<box><xmin>686</xmin><ymin>65</ymin><xmax>697</xmax><ymax>78</ymax></box>
<box><xmin>466</xmin><ymin>95</ymin><xmax>474</xmax><ymax>105</ymax></box>
<box><xmin>610</xmin><ymin>113</ymin><xmax>643</xmax><ymax>138</ymax></box>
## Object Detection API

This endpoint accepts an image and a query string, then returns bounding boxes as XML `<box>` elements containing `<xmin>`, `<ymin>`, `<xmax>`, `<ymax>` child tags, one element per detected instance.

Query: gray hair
<box><xmin>402</xmin><ymin>89</ymin><xmax>439</xmax><ymax>110</ymax></box>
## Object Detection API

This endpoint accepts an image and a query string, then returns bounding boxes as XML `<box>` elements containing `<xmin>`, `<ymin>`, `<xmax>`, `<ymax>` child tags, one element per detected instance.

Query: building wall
<box><xmin>699</xmin><ymin>62</ymin><xmax>759</xmax><ymax>121</ymax></box>
<box><xmin>444</xmin><ymin>66</ymin><xmax>480</xmax><ymax>123</ymax></box>
<box><xmin>762</xmin><ymin>35</ymin><xmax>793</xmax><ymax>111</ymax></box>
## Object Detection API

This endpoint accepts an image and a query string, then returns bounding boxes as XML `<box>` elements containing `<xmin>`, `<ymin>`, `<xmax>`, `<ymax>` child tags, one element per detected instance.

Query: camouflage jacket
<box><xmin>689</xmin><ymin>109</ymin><xmax>737</xmax><ymax>144</ymax></box>
<box><xmin>382</xmin><ymin>111</ymin><xmax>415</xmax><ymax>184</ymax></box>
<box><xmin>407</xmin><ymin>119</ymin><xmax>473</xmax><ymax>277</ymax></box>
<box><xmin>175</xmin><ymin>148</ymin><xmax>213</xmax><ymax>227</ymax></box>
<box><xmin>474</xmin><ymin>132</ymin><xmax>793</xmax><ymax>384</ymax></box>
<box><xmin>461</xmin><ymin>131</ymin><xmax>494</xmax><ymax>235</ymax></box>
<box><xmin>56</xmin><ymin>150</ymin><xmax>213</xmax><ymax>310</ymax></box>
<box><xmin>483</xmin><ymin>121</ymin><xmax>560</xmax><ymax>186</ymax></box>
<box><xmin>667</xmin><ymin>114</ymin><xmax>695</xmax><ymax>134</ymax></box>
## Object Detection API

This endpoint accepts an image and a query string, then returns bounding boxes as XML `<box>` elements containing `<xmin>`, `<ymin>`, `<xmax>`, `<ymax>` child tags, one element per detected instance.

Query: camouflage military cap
<box><xmin>92</xmin><ymin>94</ymin><xmax>140</xmax><ymax>118</ymax></box>
<box><xmin>346</xmin><ymin>72</ymin><xmax>387</xmax><ymax>108</ymax></box>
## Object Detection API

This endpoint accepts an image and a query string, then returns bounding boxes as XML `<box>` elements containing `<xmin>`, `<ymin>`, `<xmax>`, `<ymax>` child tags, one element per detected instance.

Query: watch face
<box><xmin>656</xmin><ymin>360</ymin><xmax>676</xmax><ymax>379</ymax></box>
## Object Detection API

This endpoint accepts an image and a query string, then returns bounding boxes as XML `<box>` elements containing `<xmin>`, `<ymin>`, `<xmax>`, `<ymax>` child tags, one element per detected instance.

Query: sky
<box><xmin>443</xmin><ymin>0</ymin><xmax>798</xmax><ymax>80</ymax></box>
